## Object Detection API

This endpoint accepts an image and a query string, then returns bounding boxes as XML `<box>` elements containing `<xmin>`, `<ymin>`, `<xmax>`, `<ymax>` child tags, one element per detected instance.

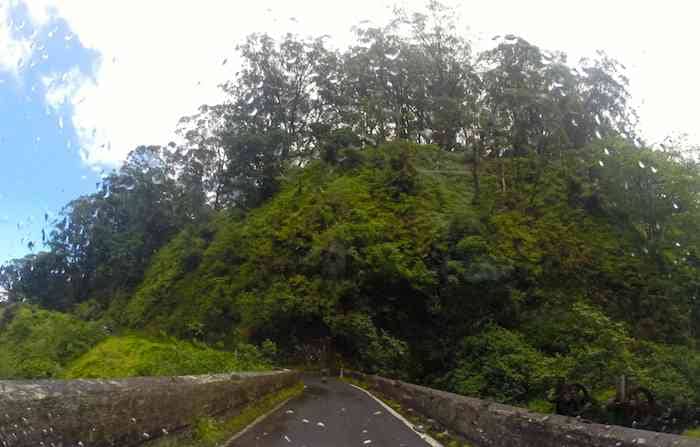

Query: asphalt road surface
<box><xmin>227</xmin><ymin>375</ymin><xmax>434</xmax><ymax>447</ymax></box>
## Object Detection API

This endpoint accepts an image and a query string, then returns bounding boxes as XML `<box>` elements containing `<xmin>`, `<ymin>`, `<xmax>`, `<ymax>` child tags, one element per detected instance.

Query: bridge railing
<box><xmin>0</xmin><ymin>370</ymin><xmax>299</xmax><ymax>447</ymax></box>
<box><xmin>346</xmin><ymin>370</ymin><xmax>700</xmax><ymax>447</ymax></box>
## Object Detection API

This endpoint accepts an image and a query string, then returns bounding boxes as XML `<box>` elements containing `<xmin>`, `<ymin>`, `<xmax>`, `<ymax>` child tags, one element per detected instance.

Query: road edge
<box><xmin>220</xmin><ymin>395</ymin><xmax>297</xmax><ymax>447</ymax></box>
<box><xmin>348</xmin><ymin>383</ymin><xmax>443</xmax><ymax>447</ymax></box>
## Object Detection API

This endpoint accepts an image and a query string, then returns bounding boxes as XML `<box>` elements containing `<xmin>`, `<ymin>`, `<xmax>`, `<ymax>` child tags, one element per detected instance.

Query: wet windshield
<box><xmin>1</xmin><ymin>1</ymin><xmax>699</xmax><ymax>444</ymax></box>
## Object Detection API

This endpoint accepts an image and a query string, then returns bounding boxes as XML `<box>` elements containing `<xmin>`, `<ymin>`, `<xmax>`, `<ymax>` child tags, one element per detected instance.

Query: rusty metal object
<box><xmin>606</xmin><ymin>382</ymin><xmax>658</xmax><ymax>429</ymax></box>
<box><xmin>623</xmin><ymin>386</ymin><xmax>657</xmax><ymax>428</ymax></box>
<box><xmin>554</xmin><ymin>383</ymin><xmax>593</xmax><ymax>417</ymax></box>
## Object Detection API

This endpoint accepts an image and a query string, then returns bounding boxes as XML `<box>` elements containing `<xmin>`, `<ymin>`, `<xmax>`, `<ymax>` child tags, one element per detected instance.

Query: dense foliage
<box><xmin>0</xmin><ymin>305</ymin><xmax>270</xmax><ymax>379</ymax></box>
<box><xmin>113</xmin><ymin>140</ymin><xmax>700</xmax><ymax>410</ymax></box>
<box><xmin>0</xmin><ymin>305</ymin><xmax>106</xmax><ymax>379</ymax></box>
<box><xmin>63</xmin><ymin>334</ymin><xmax>271</xmax><ymax>379</ymax></box>
<box><xmin>1</xmin><ymin>1</ymin><xmax>699</xmax><ymax>430</ymax></box>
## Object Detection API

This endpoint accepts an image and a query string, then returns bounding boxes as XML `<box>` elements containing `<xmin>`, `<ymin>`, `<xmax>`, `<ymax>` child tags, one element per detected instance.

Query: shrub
<box><xmin>0</xmin><ymin>305</ymin><xmax>106</xmax><ymax>379</ymax></box>
<box><xmin>63</xmin><ymin>334</ymin><xmax>270</xmax><ymax>379</ymax></box>
<box><xmin>442</xmin><ymin>325</ymin><xmax>554</xmax><ymax>404</ymax></box>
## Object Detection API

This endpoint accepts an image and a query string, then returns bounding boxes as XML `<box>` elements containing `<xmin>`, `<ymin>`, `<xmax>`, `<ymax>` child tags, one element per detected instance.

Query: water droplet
<box><xmin>598</xmin><ymin>160</ymin><xmax>604</xmax><ymax>167</ymax></box>
<box><xmin>604</xmin><ymin>148</ymin><xmax>610</xmax><ymax>156</ymax></box>
<box><xmin>638</xmin><ymin>161</ymin><xmax>646</xmax><ymax>169</ymax></box>
<box><xmin>385</xmin><ymin>49</ymin><xmax>400</xmax><ymax>60</ymax></box>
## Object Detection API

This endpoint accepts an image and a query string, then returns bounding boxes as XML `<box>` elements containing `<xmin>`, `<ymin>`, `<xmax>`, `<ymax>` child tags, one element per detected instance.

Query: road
<box><xmin>227</xmin><ymin>375</ymin><xmax>434</xmax><ymax>447</ymax></box>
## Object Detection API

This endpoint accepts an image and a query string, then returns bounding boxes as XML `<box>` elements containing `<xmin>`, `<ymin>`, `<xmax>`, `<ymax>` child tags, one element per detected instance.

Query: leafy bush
<box><xmin>523</xmin><ymin>301</ymin><xmax>634</xmax><ymax>390</ymax></box>
<box><xmin>630</xmin><ymin>342</ymin><xmax>700</xmax><ymax>407</ymax></box>
<box><xmin>442</xmin><ymin>325</ymin><xmax>554</xmax><ymax>404</ymax></box>
<box><xmin>328</xmin><ymin>312</ymin><xmax>409</xmax><ymax>377</ymax></box>
<box><xmin>0</xmin><ymin>305</ymin><xmax>106</xmax><ymax>379</ymax></box>
<box><xmin>62</xmin><ymin>334</ymin><xmax>270</xmax><ymax>379</ymax></box>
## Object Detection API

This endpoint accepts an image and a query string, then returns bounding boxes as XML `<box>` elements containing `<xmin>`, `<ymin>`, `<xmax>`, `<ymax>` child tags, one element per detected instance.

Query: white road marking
<box><xmin>349</xmin><ymin>384</ymin><xmax>443</xmax><ymax>447</ymax></box>
<box><xmin>221</xmin><ymin>396</ymin><xmax>295</xmax><ymax>446</ymax></box>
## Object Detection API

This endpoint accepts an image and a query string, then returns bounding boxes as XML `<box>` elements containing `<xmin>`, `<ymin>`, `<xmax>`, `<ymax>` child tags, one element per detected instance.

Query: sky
<box><xmin>0</xmin><ymin>0</ymin><xmax>698</xmax><ymax>264</ymax></box>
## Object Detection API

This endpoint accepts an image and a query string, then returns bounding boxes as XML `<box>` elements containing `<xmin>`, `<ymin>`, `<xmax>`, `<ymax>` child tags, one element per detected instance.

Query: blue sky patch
<box><xmin>0</xmin><ymin>3</ymin><xmax>103</xmax><ymax>263</ymax></box>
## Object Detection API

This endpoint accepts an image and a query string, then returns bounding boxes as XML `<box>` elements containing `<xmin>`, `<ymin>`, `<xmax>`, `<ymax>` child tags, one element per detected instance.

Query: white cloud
<box><xmin>10</xmin><ymin>0</ymin><xmax>700</xmax><ymax>168</ymax></box>
<box><xmin>18</xmin><ymin>0</ymin><xmax>400</xmax><ymax>168</ymax></box>
<box><xmin>42</xmin><ymin>67</ymin><xmax>84</xmax><ymax>109</ymax></box>
<box><xmin>0</xmin><ymin>5</ymin><xmax>32</xmax><ymax>75</ymax></box>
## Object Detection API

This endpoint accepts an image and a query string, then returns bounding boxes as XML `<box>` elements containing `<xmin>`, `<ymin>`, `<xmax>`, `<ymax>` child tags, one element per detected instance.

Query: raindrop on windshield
<box><xmin>385</xmin><ymin>50</ymin><xmax>400</xmax><ymax>61</ymax></box>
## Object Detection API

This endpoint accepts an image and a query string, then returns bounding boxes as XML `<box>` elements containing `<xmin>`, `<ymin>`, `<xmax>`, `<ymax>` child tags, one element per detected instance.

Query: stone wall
<box><xmin>0</xmin><ymin>370</ymin><xmax>300</xmax><ymax>447</ymax></box>
<box><xmin>347</xmin><ymin>371</ymin><xmax>700</xmax><ymax>447</ymax></box>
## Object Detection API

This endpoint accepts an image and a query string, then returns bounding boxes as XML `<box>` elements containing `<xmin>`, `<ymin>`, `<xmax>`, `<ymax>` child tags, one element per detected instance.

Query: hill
<box><xmin>105</xmin><ymin>140</ymin><xmax>700</xmax><ymax>411</ymax></box>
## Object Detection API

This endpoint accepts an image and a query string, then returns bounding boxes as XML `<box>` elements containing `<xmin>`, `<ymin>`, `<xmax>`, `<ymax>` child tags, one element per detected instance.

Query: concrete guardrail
<box><xmin>0</xmin><ymin>370</ymin><xmax>300</xmax><ymax>447</ymax></box>
<box><xmin>347</xmin><ymin>370</ymin><xmax>700</xmax><ymax>447</ymax></box>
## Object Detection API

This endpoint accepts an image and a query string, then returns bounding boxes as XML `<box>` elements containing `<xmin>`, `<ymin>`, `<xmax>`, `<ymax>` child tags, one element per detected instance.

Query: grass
<box><xmin>341</xmin><ymin>376</ymin><xmax>474</xmax><ymax>447</ymax></box>
<box><xmin>0</xmin><ymin>305</ymin><xmax>106</xmax><ymax>379</ymax></box>
<box><xmin>150</xmin><ymin>381</ymin><xmax>304</xmax><ymax>447</ymax></box>
<box><xmin>62</xmin><ymin>334</ymin><xmax>270</xmax><ymax>379</ymax></box>
<box><xmin>683</xmin><ymin>428</ymin><xmax>700</xmax><ymax>438</ymax></box>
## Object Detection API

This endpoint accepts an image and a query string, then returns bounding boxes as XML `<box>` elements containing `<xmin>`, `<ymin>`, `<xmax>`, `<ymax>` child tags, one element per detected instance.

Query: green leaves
<box><xmin>62</xmin><ymin>334</ymin><xmax>270</xmax><ymax>379</ymax></box>
<box><xmin>0</xmin><ymin>305</ymin><xmax>106</xmax><ymax>379</ymax></box>
<box><xmin>442</xmin><ymin>325</ymin><xmax>554</xmax><ymax>403</ymax></box>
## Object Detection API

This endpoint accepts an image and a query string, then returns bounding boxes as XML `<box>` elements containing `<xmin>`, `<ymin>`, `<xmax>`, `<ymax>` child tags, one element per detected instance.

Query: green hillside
<box><xmin>111</xmin><ymin>141</ymin><xmax>700</xmax><ymax>410</ymax></box>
